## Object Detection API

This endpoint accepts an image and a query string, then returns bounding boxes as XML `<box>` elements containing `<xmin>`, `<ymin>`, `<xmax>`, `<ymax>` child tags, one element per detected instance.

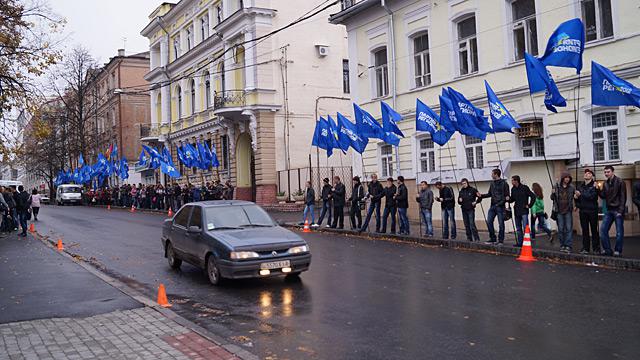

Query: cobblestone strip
<box><xmin>0</xmin><ymin>307</ymin><xmax>237</xmax><ymax>360</ymax></box>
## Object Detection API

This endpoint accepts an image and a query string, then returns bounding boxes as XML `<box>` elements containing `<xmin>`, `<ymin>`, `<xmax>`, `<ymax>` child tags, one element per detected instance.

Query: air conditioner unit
<box><xmin>316</xmin><ymin>45</ymin><xmax>329</xmax><ymax>57</ymax></box>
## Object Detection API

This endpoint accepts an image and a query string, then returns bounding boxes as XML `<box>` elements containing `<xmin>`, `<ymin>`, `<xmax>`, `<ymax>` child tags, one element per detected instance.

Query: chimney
<box><xmin>117</xmin><ymin>48</ymin><xmax>125</xmax><ymax>57</ymax></box>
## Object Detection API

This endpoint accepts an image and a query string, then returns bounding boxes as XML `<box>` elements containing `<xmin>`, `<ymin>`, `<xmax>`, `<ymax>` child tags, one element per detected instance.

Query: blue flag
<box><xmin>416</xmin><ymin>99</ymin><xmax>454</xmax><ymax>146</ymax></box>
<box><xmin>197</xmin><ymin>141</ymin><xmax>210</xmax><ymax>169</ymax></box>
<box><xmin>160</xmin><ymin>161</ymin><xmax>181</xmax><ymax>178</ymax></box>
<box><xmin>119</xmin><ymin>158</ymin><xmax>129</xmax><ymax>180</ymax></box>
<box><xmin>592</xmin><ymin>61</ymin><xmax>640</xmax><ymax>108</ymax></box>
<box><xmin>111</xmin><ymin>144</ymin><xmax>118</xmax><ymax>160</ymax></box>
<box><xmin>380</xmin><ymin>102</ymin><xmax>404</xmax><ymax>137</ymax></box>
<box><xmin>312</xmin><ymin>117</ymin><xmax>334</xmax><ymax>157</ymax></box>
<box><xmin>525</xmin><ymin>52</ymin><xmax>567</xmax><ymax>113</ymax></box>
<box><xmin>445</xmin><ymin>87</ymin><xmax>487</xmax><ymax>140</ymax></box>
<box><xmin>177</xmin><ymin>146</ymin><xmax>186</xmax><ymax>165</ymax></box>
<box><xmin>337</xmin><ymin>112</ymin><xmax>368</xmax><ymax>154</ymax></box>
<box><xmin>138</xmin><ymin>150</ymin><xmax>147</xmax><ymax>167</ymax></box>
<box><xmin>210</xmin><ymin>142</ymin><xmax>220</xmax><ymax>167</ymax></box>
<box><xmin>485</xmin><ymin>81</ymin><xmax>521</xmax><ymax>133</ymax></box>
<box><xmin>539</xmin><ymin>18</ymin><xmax>585</xmax><ymax>74</ymax></box>
<box><xmin>162</xmin><ymin>146</ymin><xmax>173</xmax><ymax>165</ymax></box>
<box><xmin>354</xmin><ymin>103</ymin><xmax>384</xmax><ymax>139</ymax></box>
<box><xmin>326</xmin><ymin>115</ymin><xmax>342</xmax><ymax>152</ymax></box>
<box><xmin>78</xmin><ymin>154</ymin><xmax>85</xmax><ymax>167</ymax></box>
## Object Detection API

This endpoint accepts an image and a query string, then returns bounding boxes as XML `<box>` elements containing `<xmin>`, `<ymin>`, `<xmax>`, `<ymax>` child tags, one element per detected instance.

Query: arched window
<box><xmin>176</xmin><ymin>86</ymin><xmax>182</xmax><ymax>118</ymax></box>
<box><xmin>190</xmin><ymin>79</ymin><xmax>196</xmax><ymax>114</ymax></box>
<box><xmin>204</xmin><ymin>72</ymin><xmax>211</xmax><ymax>108</ymax></box>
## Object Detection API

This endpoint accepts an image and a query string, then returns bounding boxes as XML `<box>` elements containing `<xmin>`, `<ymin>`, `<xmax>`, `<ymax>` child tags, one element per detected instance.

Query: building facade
<box><xmin>141</xmin><ymin>0</ymin><xmax>352</xmax><ymax>204</ymax></box>
<box><xmin>331</xmin><ymin>0</ymin><xmax>640</xmax><ymax>233</ymax></box>
<box><xmin>85</xmin><ymin>50</ymin><xmax>152</xmax><ymax>184</ymax></box>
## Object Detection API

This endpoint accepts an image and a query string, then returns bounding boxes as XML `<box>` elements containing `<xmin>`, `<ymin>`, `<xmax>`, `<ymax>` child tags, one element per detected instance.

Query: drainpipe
<box><xmin>381</xmin><ymin>0</ymin><xmax>401</xmax><ymax>178</ymax></box>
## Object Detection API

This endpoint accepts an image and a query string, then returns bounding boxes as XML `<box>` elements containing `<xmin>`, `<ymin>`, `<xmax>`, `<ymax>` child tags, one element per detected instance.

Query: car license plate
<box><xmin>260</xmin><ymin>260</ymin><xmax>290</xmax><ymax>270</ymax></box>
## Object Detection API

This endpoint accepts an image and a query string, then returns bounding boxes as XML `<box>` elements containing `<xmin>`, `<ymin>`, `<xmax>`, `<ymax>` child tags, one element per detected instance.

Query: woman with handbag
<box><xmin>530</xmin><ymin>183</ymin><xmax>553</xmax><ymax>243</ymax></box>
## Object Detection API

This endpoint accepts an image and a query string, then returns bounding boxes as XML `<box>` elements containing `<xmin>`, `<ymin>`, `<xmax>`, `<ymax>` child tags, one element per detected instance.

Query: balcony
<box><xmin>214</xmin><ymin>90</ymin><xmax>246</xmax><ymax>110</ymax></box>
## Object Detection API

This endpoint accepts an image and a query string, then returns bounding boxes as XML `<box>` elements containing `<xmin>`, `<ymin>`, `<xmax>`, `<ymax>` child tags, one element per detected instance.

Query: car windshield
<box><xmin>62</xmin><ymin>187</ymin><xmax>82</xmax><ymax>193</ymax></box>
<box><xmin>204</xmin><ymin>205</ymin><xmax>275</xmax><ymax>230</ymax></box>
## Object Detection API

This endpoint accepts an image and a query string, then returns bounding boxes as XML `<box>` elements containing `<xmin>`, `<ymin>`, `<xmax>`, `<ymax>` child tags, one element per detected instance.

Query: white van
<box><xmin>56</xmin><ymin>184</ymin><xmax>83</xmax><ymax>205</ymax></box>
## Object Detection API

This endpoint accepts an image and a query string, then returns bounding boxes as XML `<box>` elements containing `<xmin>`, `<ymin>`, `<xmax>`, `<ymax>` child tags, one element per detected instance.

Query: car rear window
<box><xmin>205</xmin><ymin>205</ymin><xmax>275</xmax><ymax>229</ymax></box>
<box><xmin>61</xmin><ymin>187</ymin><xmax>82</xmax><ymax>193</ymax></box>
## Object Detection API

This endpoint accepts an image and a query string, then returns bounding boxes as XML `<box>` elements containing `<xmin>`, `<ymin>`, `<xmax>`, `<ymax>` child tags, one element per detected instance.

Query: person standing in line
<box><xmin>14</xmin><ymin>185</ymin><xmax>31</xmax><ymax>237</ymax></box>
<box><xmin>509</xmin><ymin>175</ymin><xmax>536</xmax><ymax>247</ymax></box>
<box><xmin>30</xmin><ymin>189</ymin><xmax>41</xmax><ymax>221</ymax></box>
<box><xmin>348</xmin><ymin>176</ymin><xmax>364</xmax><ymax>230</ymax></box>
<box><xmin>300</xmin><ymin>181</ymin><xmax>316</xmax><ymax>226</ymax></box>
<box><xmin>551</xmin><ymin>172</ymin><xmax>575</xmax><ymax>253</ymax></box>
<box><xmin>360</xmin><ymin>174</ymin><xmax>384</xmax><ymax>233</ymax></box>
<box><xmin>478</xmin><ymin>169</ymin><xmax>510</xmax><ymax>245</ymax></box>
<box><xmin>317</xmin><ymin>178</ymin><xmax>333</xmax><ymax>228</ymax></box>
<box><xmin>395</xmin><ymin>176</ymin><xmax>409</xmax><ymax>235</ymax></box>
<box><xmin>530</xmin><ymin>183</ymin><xmax>553</xmax><ymax>242</ymax></box>
<box><xmin>458</xmin><ymin>178</ymin><xmax>480</xmax><ymax>242</ymax></box>
<box><xmin>330</xmin><ymin>176</ymin><xmax>345</xmax><ymax>229</ymax></box>
<box><xmin>223</xmin><ymin>180</ymin><xmax>234</xmax><ymax>200</ymax></box>
<box><xmin>435</xmin><ymin>181</ymin><xmax>456</xmax><ymax>240</ymax></box>
<box><xmin>0</xmin><ymin>186</ymin><xmax>8</xmax><ymax>236</ymax></box>
<box><xmin>632</xmin><ymin>181</ymin><xmax>640</xmax><ymax>217</ymax></box>
<box><xmin>598</xmin><ymin>165</ymin><xmax>626</xmax><ymax>256</ymax></box>
<box><xmin>381</xmin><ymin>177</ymin><xmax>397</xmax><ymax>234</ymax></box>
<box><xmin>416</xmin><ymin>181</ymin><xmax>434</xmax><ymax>237</ymax></box>
<box><xmin>575</xmin><ymin>169</ymin><xmax>600</xmax><ymax>254</ymax></box>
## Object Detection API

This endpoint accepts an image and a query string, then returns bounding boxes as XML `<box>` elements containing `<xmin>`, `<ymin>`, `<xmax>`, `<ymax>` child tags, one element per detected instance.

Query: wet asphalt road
<box><xmin>34</xmin><ymin>205</ymin><xmax>640</xmax><ymax>360</ymax></box>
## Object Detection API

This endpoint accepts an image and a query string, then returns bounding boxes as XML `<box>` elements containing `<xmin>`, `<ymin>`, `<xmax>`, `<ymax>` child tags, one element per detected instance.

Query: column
<box><xmin>194</xmin><ymin>76</ymin><xmax>202</xmax><ymax>113</ymax></box>
<box><xmin>159</xmin><ymin>38</ymin><xmax>168</xmax><ymax>67</ymax></box>
<box><xmin>243</xmin><ymin>30</ymin><xmax>256</xmax><ymax>90</ymax></box>
<box><xmin>161</xmin><ymin>85</ymin><xmax>170</xmax><ymax>125</ymax></box>
<box><xmin>150</xmin><ymin>89</ymin><xmax>158</xmax><ymax>127</ymax></box>
<box><xmin>223</xmin><ymin>41</ymin><xmax>234</xmax><ymax>92</ymax></box>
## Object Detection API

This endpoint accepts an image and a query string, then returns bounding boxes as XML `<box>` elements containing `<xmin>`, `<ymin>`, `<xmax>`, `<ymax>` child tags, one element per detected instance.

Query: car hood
<box><xmin>210</xmin><ymin>226</ymin><xmax>305</xmax><ymax>249</ymax></box>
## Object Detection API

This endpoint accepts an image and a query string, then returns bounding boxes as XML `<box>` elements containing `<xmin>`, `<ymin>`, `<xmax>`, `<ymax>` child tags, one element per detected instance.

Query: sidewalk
<box><xmin>0</xmin><ymin>232</ymin><xmax>247</xmax><ymax>360</ymax></box>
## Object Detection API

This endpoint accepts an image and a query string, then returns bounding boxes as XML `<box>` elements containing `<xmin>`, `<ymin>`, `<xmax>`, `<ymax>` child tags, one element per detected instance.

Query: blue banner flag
<box><xmin>111</xmin><ymin>144</ymin><xmax>118</xmax><ymax>160</ymax></box>
<box><xmin>380</xmin><ymin>101</ymin><xmax>404</xmax><ymax>137</ymax></box>
<box><xmin>78</xmin><ymin>154</ymin><xmax>85</xmax><ymax>167</ymax></box>
<box><xmin>326</xmin><ymin>115</ymin><xmax>342</xmax><ymax>152</ymax></box>
<box><xmin>162</xmin><ymin>146</ymin><xmax>173</xmax><ymax>165</ymax></box>
<box><xmin>524</xmin><ymin>52</ymin><xmax>567</xmax><ymax>113</ymax></box>
<box><xmin>337</xmin><ymin>112</ymin><xmax>368</xmax><ymax>154</ymax></box>
<box><xmin>312</xmin><ymin>117</ymin><xmax>334</xmax><ymax>156</ymax></box>
<box><xmin>485</xmin><ymin>81</ymin><xmax>521</xmax><ymax>133</ymax></box>
<box><xmin>210</xmin><ymin>142</ymin><xmax>220</xmax><ymax>167</ymax></box>
<box><xmin>137</xmin><ymin>150</ymin><xmax>146</xmax><ymax>167</ymax></box>
<box><xmin>160</xmin><ymin>161</ymin><xmax>181</xmax><ymax>178</ymax></box>
<box><xmin>540</xmin><ymin>18</ymin><xmax>585</xmax><ymax>73</ymax></box>
<box><xmin>119</xmin><ymin>158</ymin><xmax>129</xmax><ymax>180</ymax></box>
<box><xmin>197</xmin><ymin>141</ymin><xmax>210</xmax><ymax>170</ymax></box>
<box><xmin>416</xmin><ymin>99</ymin><xmax>453</xmax><ymax>146</ymax></box>
<box><xmin>354</xmin><ymin>103</ymin><xmax>384</xmax><ymax>139</ymax></box>
<box><xmin>592</xmin><ymin>61</ymin><xmax>640</xmax><ymax>108</ymax></box>
<box><xmin>445</xmin><ymin>87</ymin><xmax>487</xmax><ymax>140</ymax></box>
<box><xmin>177</xmin><ymin>146</ymin><xmax>186</xmax><ymax>165</ymax></box>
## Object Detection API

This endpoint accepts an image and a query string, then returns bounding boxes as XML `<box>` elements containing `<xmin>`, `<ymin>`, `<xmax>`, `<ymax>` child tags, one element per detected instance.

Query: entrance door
<box><xmin>235</xmin><ymin>133</ymin><xmax>254</xmax><ymax>201</ymax></box>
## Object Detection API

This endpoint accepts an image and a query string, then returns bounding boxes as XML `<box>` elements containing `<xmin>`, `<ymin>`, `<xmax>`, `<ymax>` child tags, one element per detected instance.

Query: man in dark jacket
<box><xmin>598</xmin><ymin>165</ymin><xmax>626</xmax><ymax>256</ymax></box>
<box><xmin>381</xmin><ymin>177</ymin><xmax>397</xmax><ymax>234</ymax></box>
<box><xmin>395</xmin><ymin>176</ymin><xmax>409</xmax><ymax>234</ymax></box>
<box><xmin>331</xmin><ymin>176</ymin><xmax>346</xmax><ymax>229</ymax></box>
<box><xmin>478</xmin><ymin>168</ymin><xmax>510</xmax><ymax>244</ymax></box>
<box><xmin>509</xmin><ymin>175</ymin><xmax>536</xmax><ymax>246</ymax></box>
<box><xmin>317</xmin><ymin>178</ymin><xmax>333</xmax><ymax>227</ymax></box>
<box><xmin>223</xmin><ymin>181</ymin><xmax>234</xmax><ymax>200</ymax></box>
<box><xmin>551</xmin><ymin>171</ymin><xmax>575</xmax><ymax>252</ymax></box>
<box><xmin>348</xmin><ymin>176</ymin><xmax>364</xmax><ymax>230</ymax></box>
<box><xmin>360</xmin><ymin>173</ymin><xmax>384</xmax><ymax>233</ymax></box>
<box><xmin>435</xmin><ymin>181</ymin><xmax>456</xmax><ymax>239</ymax></box>
<box><xmin>575</xmin><ymin>168</ymin><xmax>600</xmax><ymax>254</ymax></box>
<box><xmin>300</xmin><ymin>181</ymin><xmax>316</xmax><ymax>226</ymax></box>
<box><xmin>458</xmin><ymin>178</ymin><xmax>480</xmax><ymax>242</ymax></box>
<box><xmin>416</xmin><ymin>181</ymin><xmax>434</xmax><ymax>237</ymax></box>
<box><xmin>14</xmin><ymin>185</ymin><xmax>31</xmax><ymax>237</ymax></box>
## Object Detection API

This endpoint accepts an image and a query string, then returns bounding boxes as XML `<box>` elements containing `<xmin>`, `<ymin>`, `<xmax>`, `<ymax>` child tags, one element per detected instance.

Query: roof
<box><xmin>329</xmin><ymin>0</ymin><xmax>378</xmax><ymax>25</ymax></box>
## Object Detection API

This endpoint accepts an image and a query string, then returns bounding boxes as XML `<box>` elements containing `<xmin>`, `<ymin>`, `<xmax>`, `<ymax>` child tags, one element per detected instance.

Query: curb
<box><xmin>32</xmin><ymin>231</ymin><xmax>259</xmax><ymax>360</ymax></box>
<box><xmin>282</xmin><ymin>223</ymin><xmax>640</xmax><ymax>271</ymax></box>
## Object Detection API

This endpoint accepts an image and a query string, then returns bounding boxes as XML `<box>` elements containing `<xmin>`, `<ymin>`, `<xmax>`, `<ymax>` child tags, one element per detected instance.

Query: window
<box><xmin>204</xmin><ymin>72</ymin><xmax>211</xmax><ymax>108</ymax></box>
<box><xmin>186</xmin><ymin>26</ymin><xmax>194</xmax><ymax>51</ymax></box>
<box><xmin>341</xmin><ymin>0</ymin><xmax>356</xmax><ymax>11</ymax></box>
<box><xmin>190</xmin><ymin>79</ymin><xmax>196</xmax><ymax>114</ymax></box>
<box><xmin>173</xmin><ymin>36</ymin><xmax>181</xmax><ymax>58</ymax></box>
<box><xmin>456</xmin><ymin>16</ymin><xmax>478</xmax><ymax>75</ymax></box>
<box><xmin>381</xmin><ymin>145</ymin><xmax>394</xmax><ymax>177</ymax></box>
<box><xmin>201</xmin><ymin>15</ymin><xmax>209</xmax><ymax>40</ymax></box>
<box><xmin>419</xmin><ymin>137</ymin><xmax>436</xmax><ymax>172</ymax></box>
<box><xmin>592</xmin><ymin>112</ymin><xmax>619</xmax><ymax>161</ymax></box>
<box><xmin>464</xmin><ymin>136</ymin><xmax>483</xmax><ymax>169</ymax></box>
<box><xmin>511</xmin><ymin>0</ymin><xmax>538</xmax><ymax>60</ymax></box>
<box><xmin>189</xmin><ymin>206</ymin><xmax>202</xmax><ymax>229</ymax></box>
<box><xmin>216</xmin><ymin>5</ymin><xmax>223</xmax><ymax>24</ymax></box>
<box><xmin>221</xmin><ymin>135</ymin><xmax>230</xmax><ymax>170</ymax></box>
<box><xmin>373</xmin><ymin>48</ymin><xmax>389</xmax><ymax>98</ymax></box>
<box><xmin>173</xmin><ymin>206</ymin><xmax>191</xmax><ymax>227</ymax></box>
<box><xmin>413</xmin><ymin>32</ymin><xmax>431</xmax><ymax>87</ymax></box>
<box><xmin>521</xmin><ymin>138</ymin><xmax>545</xmax><ymax>157</ymax></box>
<box><xmin>176</xmin><ymin>86</ymin><xmax>183</xmax><ymax>118</ymax></box>
<box><xmin>342</xmin><ymin>59</ymin><xmax>350</xmax><ymax>94</ymax></box>
<box><xmin>582</xmin><ymin>0</ymin><xmax>613</xmax><ymax>42</ymax></box>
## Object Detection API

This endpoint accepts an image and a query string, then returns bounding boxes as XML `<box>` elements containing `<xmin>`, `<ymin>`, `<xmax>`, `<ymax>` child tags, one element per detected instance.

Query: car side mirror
<box><xmin>188</xmin><ymin>226</ymin><xmax>201</xmax><ymax>234</ymax></box>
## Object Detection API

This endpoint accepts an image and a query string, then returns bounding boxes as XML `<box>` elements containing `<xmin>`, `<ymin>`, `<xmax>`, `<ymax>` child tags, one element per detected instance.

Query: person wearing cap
<box><xmin>551</xmin><ymin>171</ymin><xmax>575</xmax><ymax>253</ymax></box>
<box><xmin>575</xmin><ymin>168</ymin><xmax>600</xmax><ymax>254</ymax></box>
<box><xmin>348</xmin><ymin>176</ymin><xmax>364</xmax><ymax>230</ymax></box>
<box><xmin>330</xmin><ymin>176</ymin><xmax>345</xmax><ymax>229</ymax></box>
<box><xmin>598</xmin><ymin>165</ymin><xmax>626</xmax><ymax>256</ymax></box>
<box><xmin>317</xmin><ymin>177</ymin><xmax>333</xmax><ymax>227</ymax></box>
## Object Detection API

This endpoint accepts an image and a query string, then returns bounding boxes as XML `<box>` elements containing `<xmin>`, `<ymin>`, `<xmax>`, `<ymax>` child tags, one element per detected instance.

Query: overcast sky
<box><xmin>48</xmin><ymin>0</ymin><xmax>160</xmax><ymax>64</ymax></box>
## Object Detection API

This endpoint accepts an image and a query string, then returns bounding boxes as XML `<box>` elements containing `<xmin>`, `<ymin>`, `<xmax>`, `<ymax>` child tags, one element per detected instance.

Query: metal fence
<box><xmin>277</xmin><ymin>166</ymin><xmax>353</xmax><ymax>201</ymax></box>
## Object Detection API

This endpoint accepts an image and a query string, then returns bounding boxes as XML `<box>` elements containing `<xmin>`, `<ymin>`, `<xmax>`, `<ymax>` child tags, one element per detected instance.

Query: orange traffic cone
<box><xmin>303</xmin><ymin>220</ymin><xmax>311</xmax><ymax>233</ymax></box>
<box><xmin>56</xmin><ymin>238</ymin><xmax>64</xmax><ymax>251</ymax></box>
<box><xmin>168</xmin><ymin>208</ymin><xmax>173</xmax><ymax>217</ymax></box>
<box><xmin>107</xmin><ymin>204</ymin><xmax>111</xmax><ymax>210</ymax></box>
<box><xmin>130</xmin><ymin>204</ymin><xmax>135</xmax><ymax>213</ymax></box>
<box><xmin>517</xmin><ymin>225</ymin><xmax>536</xmax><ymax>262</ymax></box>
<box><xmin>157</xmin><ymin>284</ymin><xmax>171</xmax><ymax>307</ymax></box>
<box><xmin>28</xmin><ymin>223</ymin><xmax>35</xmax><ymax>233</ymax></box>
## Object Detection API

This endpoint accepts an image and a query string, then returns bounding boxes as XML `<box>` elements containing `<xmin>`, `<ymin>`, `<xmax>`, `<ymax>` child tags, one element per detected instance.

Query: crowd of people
<box><xmin>0</xmin><ymin>186</ymin><xmax>42</xmax><ymax>238</ymax></box>
<box><xmin>86</xmin><ymin>180</ymin><xmax>235</xmax><ymax>210</ymax></box>
<box><xmin>300</xmin><ymin>166</ymin><xmax>637</xmax><ymax>257</ymax></box>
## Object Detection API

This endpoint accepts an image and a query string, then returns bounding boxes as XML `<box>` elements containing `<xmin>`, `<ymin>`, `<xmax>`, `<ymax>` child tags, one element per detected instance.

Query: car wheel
<box><xmin>166</xmin><ymin>242</ymin><xmax>182</xmax><ymax>269</ymax></box>
<box><xmin>206</xmin><ymin>255</ymin><xmax>223</xmax><ymax>286</ymax></box>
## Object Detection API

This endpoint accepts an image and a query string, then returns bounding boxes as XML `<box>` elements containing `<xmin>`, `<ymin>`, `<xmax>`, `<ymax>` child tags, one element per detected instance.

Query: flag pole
<box><xmin>573</xmin><ymin>74</ymin><xmax>582</xmax><ymax>182</ymax></box>
<box><xmin>529</xmin><ymin>94</ymin><xmax>554</xmax><ymax>187</ymax></box>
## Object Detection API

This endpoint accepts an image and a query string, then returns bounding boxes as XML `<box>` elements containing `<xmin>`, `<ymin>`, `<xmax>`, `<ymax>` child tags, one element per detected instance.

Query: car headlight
<box><xmin>230</xmin><ymin>251</ymin><xmax>260</xmax><ymax>260</ymax></box>
<box><xmin>287</xmin><ymin>245</ymin><xmax>309</xmax><ymax>254</ymax></box>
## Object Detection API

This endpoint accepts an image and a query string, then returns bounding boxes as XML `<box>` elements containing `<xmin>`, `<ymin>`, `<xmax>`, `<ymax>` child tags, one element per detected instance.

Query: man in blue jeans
<box><xmin>435</xmin><ymin>181</ymin><xmax>456</xmax><ymax>239</ymax></box>
<box><xmin>598</xmin><ymin>165</ymin><xmax>626</xmax><ymax>256</ymax></box>
<box><xmin>478</xmin><ymin>169</ymin><xmax>510</xmax><ymax>245</ymax></box>
<box><xmin>509</xmin><ymin>175</ymin><xmax>536</xmax><ymax>247</ymax></box>
<box><xmin>316</xmin><ymin>178</ymin><xmax>333</xmax><ymax>227</ymax></box>
<box><xmin>395</xmin><ymin>176</ymin><xmax>409</xmax><ymax>235</ymax></box>
<box><xmin>415</xmin><ymin>181</ymin><xmax>434</xmax><ymax>236</ymax></box>
<box><xmin>13</xmin><ymin>185</ymin><xmax>32</xmax><ymax>237</ymax></box>
<box><xmin>300</xmin><ymin>181</ymin><xmax>316</xmax><ymax>226</ymax></box>
<box><xmin>360</xmin><ymin>174</ymin><xmax>384</xmax><ymax>233</ymax></box>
